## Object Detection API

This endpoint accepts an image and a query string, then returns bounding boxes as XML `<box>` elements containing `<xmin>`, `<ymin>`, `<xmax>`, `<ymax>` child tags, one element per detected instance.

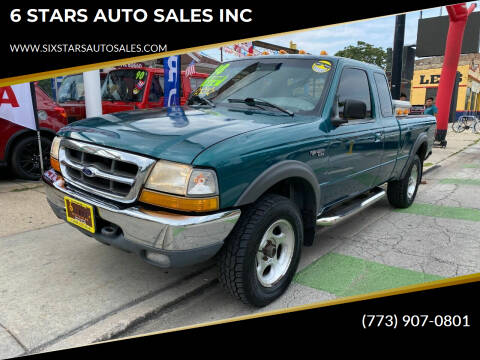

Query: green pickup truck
<box><xmin>43</xmin><ymin>55</ymin><xmax>436</xmax><ymax>307</ymax></box>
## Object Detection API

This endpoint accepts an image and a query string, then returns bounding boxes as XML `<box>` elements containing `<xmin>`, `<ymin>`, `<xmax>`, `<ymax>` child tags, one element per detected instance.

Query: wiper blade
<box><xmin>228</xmin><ymin>97</ymin><xmax>293</xmax><ymax>116</ymax></box>
<box><xmin>188</xmin><ymin>95</ymin><xmax>215</xmax><ymax>107</ymax></box>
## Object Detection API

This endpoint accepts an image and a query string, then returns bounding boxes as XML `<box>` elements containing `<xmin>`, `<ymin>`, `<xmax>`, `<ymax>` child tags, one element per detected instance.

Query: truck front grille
<box><xmin>58</xmin><ymin>139</ymin><xmax>156</xmax><ymax>203</ymax></box>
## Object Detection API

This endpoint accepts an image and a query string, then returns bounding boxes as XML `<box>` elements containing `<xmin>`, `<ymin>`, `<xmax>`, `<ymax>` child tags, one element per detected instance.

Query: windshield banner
<box><xmin>163</xmin><ymin>55</ymin><xmax>181</xmax><ymax>107</ymax></box>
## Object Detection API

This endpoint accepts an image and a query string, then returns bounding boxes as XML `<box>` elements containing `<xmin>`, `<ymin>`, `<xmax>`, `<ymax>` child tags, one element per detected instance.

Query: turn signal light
<box><xmin>50</xmin><ymin>156</ymin><xmax>61</xmax><ymax>172</ymax></box>
<box><xmin>139</xmin><ymin>189</ymin><xmax>219</xmax><ymax>212</ymax></box>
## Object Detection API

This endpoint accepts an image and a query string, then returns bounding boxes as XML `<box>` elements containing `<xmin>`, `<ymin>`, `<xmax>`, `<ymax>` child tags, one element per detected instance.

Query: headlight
<box><xmin>145</xmin><ymin>160</ymin><xmax>218</xmax><ymax>196</ymax></box>
<box><xmin>141</xmin><ymin>161</ymin><xmax>219</xmax><ymax>212</ymax></box>
<box><xmin>50</xmin><ymin>136</ymin><xmax>62</xmax><ymax>172</ymax></box>
<box><xmin>50</xmin><ymin>136</ymin><xmax>61</xmax><ymax>159</ymax></box>
<box><xmin>145</xmin><ymin>160</ymin><xmax>192</xmax><ymax>195</ymax></box>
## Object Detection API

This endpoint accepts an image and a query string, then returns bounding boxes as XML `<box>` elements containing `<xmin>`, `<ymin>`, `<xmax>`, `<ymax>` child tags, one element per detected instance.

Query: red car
<box><xmin>0</xmin><ymin>84</ymin><xmax>68</xmax><ymax>180</ymax></box>
<box><xmin>58</xmin><ymin>67</ymin><xmax>209</xmax><ymax>123</ymax></box>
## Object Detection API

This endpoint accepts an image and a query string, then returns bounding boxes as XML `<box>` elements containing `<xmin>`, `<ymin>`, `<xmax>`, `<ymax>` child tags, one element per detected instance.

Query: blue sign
<box><xmin>163</xmin><ymin>56</ymin><xmax>181</xmax><ymax>107</ymax></box>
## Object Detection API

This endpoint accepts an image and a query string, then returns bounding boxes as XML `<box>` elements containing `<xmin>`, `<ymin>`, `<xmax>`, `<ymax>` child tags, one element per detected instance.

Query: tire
<box><xmin>387</xmin><ymin>154</ymin><xmax>422</xmax><ymax>208</ymax></box>
<box><xmin>218</xmin><ymin>194</ymin><xmax>303</xmax><ymax>307</ymax></box>
<box><xmin>10</xmin><ymin>135</ymin><xmax>51</xmax><ymax>180</ymax></box>
<box><xmin>452</xmin><ymin>121</ymin><xmax>465</xmax><ymax>133</ymax></box>
<box><xmin>474</xmin><ymin>121</ymin><xmax>480</xmax><ymax>134</ymax></box>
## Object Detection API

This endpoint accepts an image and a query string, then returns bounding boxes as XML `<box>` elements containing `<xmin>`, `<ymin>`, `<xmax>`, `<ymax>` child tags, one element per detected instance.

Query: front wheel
<box><xmin>218</xmin><ymin>194</ymin><xmax>303</xmax><ymax>307</ymax></box>
<box><xmin>387</xmin><ymin>154</ymin><xmax>422</xmax><ymax>208</ymax></box>
<box><xmin>10</xmin><ymin>135</ymin><xmax>51</xmax><ymax>180</ymax></box>
<box><xmin>452</xmin><ymin>121</ymin><xmax>465</xmax><ymax>133</ymax></box>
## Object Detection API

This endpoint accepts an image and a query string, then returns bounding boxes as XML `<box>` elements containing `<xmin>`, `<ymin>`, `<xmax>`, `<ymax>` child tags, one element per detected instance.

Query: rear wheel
<box><xmin>218</xmin><ymin>194</ymin><xmax>303</xmax><ymax>307</ymax></box>
<box><xmin>10</xmin><ymin>135</ymin><xmax>51</xmax><ymax>180</ymax></box>
<box><xmin>474</xmin><ymin>120</ymin><xmax>480</xmax><ymax>134</ymax></box>
<box><xmin>387</xmin><ymin>154</ymin><xmax>422</xmax><ymax>208</ymax></box>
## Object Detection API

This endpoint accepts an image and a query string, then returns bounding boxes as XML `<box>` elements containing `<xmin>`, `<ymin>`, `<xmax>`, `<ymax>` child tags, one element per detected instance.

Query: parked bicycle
<box><xmin>452</xmin><ymin>115</ymin><xmax>480</xmax><ymax>133</ymax></box>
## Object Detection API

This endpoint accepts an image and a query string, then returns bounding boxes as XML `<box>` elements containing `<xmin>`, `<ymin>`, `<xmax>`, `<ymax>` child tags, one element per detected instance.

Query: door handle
<box><xmin>374</xmin><ymin>133</ymin><xmax>383</xmax><ymax>142</ymax></box>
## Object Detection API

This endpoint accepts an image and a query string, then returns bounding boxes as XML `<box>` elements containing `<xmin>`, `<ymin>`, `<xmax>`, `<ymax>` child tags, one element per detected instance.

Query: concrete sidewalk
<box><xmin>0</xmin><ymin>174</ymin><xmax>215</xmax><ymax>358</ymax></box>
<box><xmin>423</xmin><ymin>130</ymin><xmax>480</xmax><ymax>173</ymax></box>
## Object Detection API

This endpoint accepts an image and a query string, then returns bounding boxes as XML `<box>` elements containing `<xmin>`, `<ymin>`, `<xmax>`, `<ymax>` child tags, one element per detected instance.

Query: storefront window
<box><xmin>465</xmin><ymin>87</ymin><xmax>471</xmax><ymax>111</ymax></box>
<box><xmin>470</xmin><ymin>92</ymin><xmax>477</xmax><ymax>111</ymax></box>
<box><xmin>425</xmin><ymin>88</ymin><xmax>438</xmax><ymax>103</ymax></box>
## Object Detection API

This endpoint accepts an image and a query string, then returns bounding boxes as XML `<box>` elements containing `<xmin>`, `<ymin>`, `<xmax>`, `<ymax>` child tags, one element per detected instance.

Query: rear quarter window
<box><xmin>373</xmin><ymin>72</ymin><xmax>393</xmax><ymax>117</ymax></box>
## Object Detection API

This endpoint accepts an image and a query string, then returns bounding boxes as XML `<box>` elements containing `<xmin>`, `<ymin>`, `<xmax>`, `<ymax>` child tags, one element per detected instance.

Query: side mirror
<box><xmin>343</xmin><ymin>99</ymin><xmax>367</xmax><ymax>119</ymax></box>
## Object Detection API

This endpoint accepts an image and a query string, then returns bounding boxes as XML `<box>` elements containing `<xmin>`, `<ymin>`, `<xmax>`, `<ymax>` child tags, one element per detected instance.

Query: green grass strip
<box><xmin>294</xmin><ymin>253</ymin><xmax>443</xmax><ymax>297</ymax></box>
<box><xmin>461</xmin><ymin>164</ymin><xmax>480</xmax><ymax>169</ymax></box>
<box><xmin>395</xmin><ymin>203</ymin><xmax>480</xmax><ymax>222</ymax></box>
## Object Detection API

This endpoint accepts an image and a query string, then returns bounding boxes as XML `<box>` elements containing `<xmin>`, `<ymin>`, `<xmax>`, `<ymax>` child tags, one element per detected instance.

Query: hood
<box><xmin>57</xmin><ymin>106</ymin><xmax>298</xmax><ymax>164</ymax></box>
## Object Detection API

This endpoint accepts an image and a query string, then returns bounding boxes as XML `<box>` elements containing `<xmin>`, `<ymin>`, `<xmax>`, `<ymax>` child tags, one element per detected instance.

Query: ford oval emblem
<box><xmin>82</xmin><ymin>167</ymin><xmax>95</xmax><ymax>177</ymax></box>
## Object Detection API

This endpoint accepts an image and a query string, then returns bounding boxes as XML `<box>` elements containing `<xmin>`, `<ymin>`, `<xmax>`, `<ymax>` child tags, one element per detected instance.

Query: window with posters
<box><xmin>101</xmin><ymin>69</ymin><xmax>147</xmax><ymax>102</ymax></box>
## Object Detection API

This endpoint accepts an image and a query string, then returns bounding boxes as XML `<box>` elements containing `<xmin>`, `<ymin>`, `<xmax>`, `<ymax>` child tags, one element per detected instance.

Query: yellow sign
<box><xmin>412</xmin><ymin>65</ymin><xmax>469</xmax><ymax>87</ymax></box>
<box><xmin>312</xmin><ymin>60</ymin><xmax>332</xmax><ymax>73</ymax></box>
<box><xmin>410</xmin><ymin>64</ymin><xmax>471</xmax><ymax>109</ymax></box>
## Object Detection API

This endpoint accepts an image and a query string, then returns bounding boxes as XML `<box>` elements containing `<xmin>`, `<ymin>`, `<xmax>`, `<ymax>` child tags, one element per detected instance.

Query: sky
<box><xmin>201</xmin><ymin>3</ymin><xmax>479</xmax><ymax>61</ymax></box>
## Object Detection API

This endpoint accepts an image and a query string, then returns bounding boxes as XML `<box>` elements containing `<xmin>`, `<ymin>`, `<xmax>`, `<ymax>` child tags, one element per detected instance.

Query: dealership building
<box><xmin>411</xmin><ymin>53</ymin><xmax>480</xmax><ymax>118</ymax></box>
<box><xmin>409</xmin><ymin>11</ymin><xmax>480</xmax><ymax>119</ymax></box>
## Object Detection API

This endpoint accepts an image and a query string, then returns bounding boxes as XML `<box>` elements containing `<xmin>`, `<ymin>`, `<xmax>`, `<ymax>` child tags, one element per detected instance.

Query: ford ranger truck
<box><xmin>42</xmin><ymin>55</ymin><xmax>436</xmax><ymax>307</ymax></box>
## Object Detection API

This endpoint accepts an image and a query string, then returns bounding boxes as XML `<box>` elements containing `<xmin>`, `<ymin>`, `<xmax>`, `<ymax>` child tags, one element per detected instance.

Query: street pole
<box><xmin>29</xmin><ymin>82</ymin><xmax>44</xmax><ymax>177</ymax></box>
<box><xmin>391</xmin><ymin>14</ymin><xmax>405</xmax><ymax>100</ymax></box>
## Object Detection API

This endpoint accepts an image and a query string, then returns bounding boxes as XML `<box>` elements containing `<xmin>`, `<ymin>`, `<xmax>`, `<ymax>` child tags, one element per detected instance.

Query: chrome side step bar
<box><xmin>316</xmin><ymin>187</ymin><xmax>386</xmax><ymax>226</ymax></box>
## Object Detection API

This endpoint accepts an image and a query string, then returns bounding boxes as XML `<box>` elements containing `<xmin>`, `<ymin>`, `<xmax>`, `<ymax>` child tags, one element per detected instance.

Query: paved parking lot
<box><xmin>1</xmin><ymin>132</ymin><xmax>479</xmax><ymax>358</ymax></box>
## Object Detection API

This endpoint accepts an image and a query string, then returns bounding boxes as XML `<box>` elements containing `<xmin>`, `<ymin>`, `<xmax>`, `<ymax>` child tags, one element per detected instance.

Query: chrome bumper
<box><xmin>42</xmin><ymin>170</ymin><xmax>241</xmax><ymax>268</ymax></box>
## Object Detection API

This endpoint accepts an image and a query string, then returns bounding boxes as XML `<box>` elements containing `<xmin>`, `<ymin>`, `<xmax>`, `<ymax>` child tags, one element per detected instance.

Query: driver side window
<box><xmin>337</xmin><ymin>68</ymin><xmax>372</xmax><ymax>118</ymax></box>
<box><xmin>148</xmin><ymin>75</ymin><xmax>164</xmax><ymax>102</ymax></box>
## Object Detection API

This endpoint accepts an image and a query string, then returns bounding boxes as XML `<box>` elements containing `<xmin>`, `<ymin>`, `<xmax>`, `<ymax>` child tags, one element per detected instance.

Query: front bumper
<box><xmin>42</xmin><ymin>170</ymin><xmax>241</xmax><ymax>268</ymax></box>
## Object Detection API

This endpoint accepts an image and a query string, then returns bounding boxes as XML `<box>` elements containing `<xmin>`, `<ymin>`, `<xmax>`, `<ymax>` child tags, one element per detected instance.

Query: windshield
<box><xmin>191</xmin><ymin>58</ymin><xmax>333</xmax><ymax>114</ymax></box>
<box><xmin>101</xmin><ymin>69</ymin><xmax>148</xmax><ymax>102</ymax></box>
<box><xmin>58</xmin><ymin>74</ymin><xmax>84</xmax><ymax>102</ymax></box>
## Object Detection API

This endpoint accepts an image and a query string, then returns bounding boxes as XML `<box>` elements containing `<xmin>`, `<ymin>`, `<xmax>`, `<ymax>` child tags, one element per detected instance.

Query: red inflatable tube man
<box><xmin>436</xmin><ymin>3</ymin><xmax>476</xmax><ymax>144</ymax></box>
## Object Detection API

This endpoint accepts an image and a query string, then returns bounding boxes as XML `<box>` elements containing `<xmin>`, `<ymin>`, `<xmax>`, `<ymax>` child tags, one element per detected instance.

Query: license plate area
<box><xmin>64</xmin><ymin>196</ymin><xmax>95</xmax><ymax>233</ymax></box>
